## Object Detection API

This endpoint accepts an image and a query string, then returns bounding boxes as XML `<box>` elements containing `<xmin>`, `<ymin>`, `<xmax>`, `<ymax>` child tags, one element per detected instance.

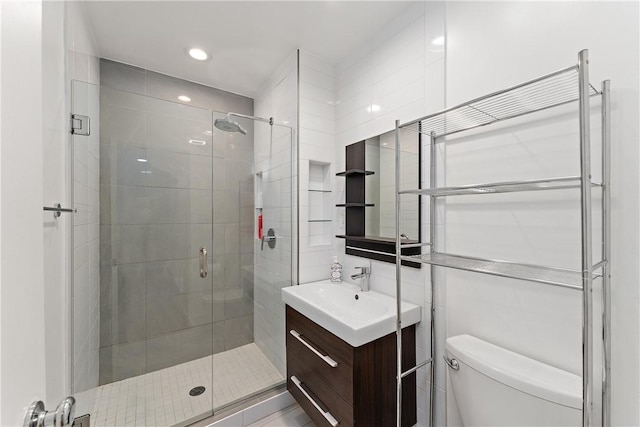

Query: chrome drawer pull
<box><xmin>291</xmin><ymin>376</ymin><xmax>338</xmax><ymax>427</ymax></box>
<box><xmin>290</xmin><ymin>330</ymin><xmax>338</xmax><ymax>368</ymax></box>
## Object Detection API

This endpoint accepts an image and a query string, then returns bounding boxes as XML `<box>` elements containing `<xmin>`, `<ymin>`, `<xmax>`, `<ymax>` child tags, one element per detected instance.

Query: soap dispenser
<box><xmin>330</xmin><ymin>256</ymin><xmax>342</xmax><ymax>283</ymax></box>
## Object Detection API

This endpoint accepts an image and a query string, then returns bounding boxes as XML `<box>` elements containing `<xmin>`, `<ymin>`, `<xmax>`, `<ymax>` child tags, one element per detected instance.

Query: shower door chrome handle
<box><xmin>199</xmin><ymin>247</ymin><xmax>208</xmax><ymax>278</ymax></box>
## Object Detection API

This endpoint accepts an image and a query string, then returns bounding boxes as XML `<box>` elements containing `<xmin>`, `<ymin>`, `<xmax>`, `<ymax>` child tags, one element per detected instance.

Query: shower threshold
<box><xmin>76</xmin><ymin>343</ymin><xmax>284</xmax><ymax>427</ymax></box>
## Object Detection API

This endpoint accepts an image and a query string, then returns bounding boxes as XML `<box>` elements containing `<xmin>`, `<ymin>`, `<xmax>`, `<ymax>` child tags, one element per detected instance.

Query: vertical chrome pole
<box><xmin>578</xmin><ymin>49</ymin><xmax>593</xmax><ymax>427</ymax></box>
<box><xmin>395</xmin><ymin>120</ymin><xmax>403</xmax><ymax>427</ymax></box>
<box><xmin>429</xmin><ymin>131</ymin><xmax>436</xmax><ymax>427</ymax></box>
<box><xmin>601</xmin><ymin>79</ymin><xmax>611</xmax><ymax>427</ymax></box>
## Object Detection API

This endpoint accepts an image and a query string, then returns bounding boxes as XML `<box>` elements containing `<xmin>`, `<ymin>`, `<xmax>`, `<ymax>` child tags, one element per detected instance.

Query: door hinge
<box><xmin>71</xmin><ymin>114</ymin><xmax>90</xmax><ymax>136</ymax></box>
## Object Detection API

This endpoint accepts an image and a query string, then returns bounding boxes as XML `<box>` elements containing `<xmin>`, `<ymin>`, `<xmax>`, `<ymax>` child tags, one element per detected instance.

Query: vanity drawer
<box><xmin>288</xmin><ymin>358</ymin><xmax>353</xmax><ymax>427</ymax></box>
<box><xmin>285</xmin><ymin>305</ymin><xmax>417</xmax><ymax>427</ymax></box>
<box><xmin>286</xmin><ymin>306</ymin><xmax>354</xmax><ymax>403</ymax></box>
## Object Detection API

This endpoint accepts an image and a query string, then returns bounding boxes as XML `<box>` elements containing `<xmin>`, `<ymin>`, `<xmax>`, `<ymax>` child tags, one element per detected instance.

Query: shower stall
<box><xmin>71</xmin><ymin>60</ymin><xmax>295</xmax><ymax>426</ymax></box>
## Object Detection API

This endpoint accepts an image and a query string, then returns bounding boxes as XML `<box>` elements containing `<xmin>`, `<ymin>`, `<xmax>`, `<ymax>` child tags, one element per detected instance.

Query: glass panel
<box><xmin>72</xmin><ymin>81</ymin><xmax>294</xmax><ymax>425</ymax></box>
<box><xmin>73</xmin><ymin>81</ymin><xmax>215</xmax><ymax>426</ymax></box>
<box><xmin>210</xmin><ymin>113</ymin><xmax>291</xmax><ymax>412</ymax></box>
<box><xmin>254</xmin><ymin>120</ymin><xmax>294</xmax><ymax>379</ymax></box>
<box><xmin>70</xmin><ymin>80</ymin><xmax>101</xmax><ymax>415</ymax></box>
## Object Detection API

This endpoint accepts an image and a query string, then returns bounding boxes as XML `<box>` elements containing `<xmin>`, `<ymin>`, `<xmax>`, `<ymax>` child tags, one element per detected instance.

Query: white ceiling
<box><xmin>84</xmin><ymin>1</ymin><xmax>413</xmax><ymax>98</ymax></box>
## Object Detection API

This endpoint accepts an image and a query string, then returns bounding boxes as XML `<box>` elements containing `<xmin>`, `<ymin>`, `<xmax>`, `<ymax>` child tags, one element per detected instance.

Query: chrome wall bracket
<box><xmin>24</xmin><ymin>397</ymin><xmax>75</xmax><ymax>427</ymax></box>
<box><xmin>43</xmin><ymin>203</ymin><xmax>77</xmax><ymax>219</ymax></box>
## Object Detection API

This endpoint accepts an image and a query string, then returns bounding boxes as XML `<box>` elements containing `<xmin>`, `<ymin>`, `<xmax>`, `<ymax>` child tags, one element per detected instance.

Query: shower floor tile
<box><xmin>77</xmin><ymin>343</ymin><xmax>284</xmax><ymax>427</ymax></box>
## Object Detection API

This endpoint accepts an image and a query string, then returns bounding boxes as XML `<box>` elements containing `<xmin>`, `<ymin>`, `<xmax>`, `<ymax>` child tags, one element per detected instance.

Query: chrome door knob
<box><xmin>24</xmin><ymin>397</ymin><xmax>75</xmax><ymax>427</ymax></box>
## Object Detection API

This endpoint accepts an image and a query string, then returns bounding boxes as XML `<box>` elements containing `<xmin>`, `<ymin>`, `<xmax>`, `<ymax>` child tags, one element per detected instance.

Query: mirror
<box><xmin>365</xmin><ymin>128</ymin><xmax>420</xmax><ymax>240</ymax></box>
<box><xmin>338</xmin><ymin>127</ymin><xmax>421</xmax><ymax>267</ymax></box>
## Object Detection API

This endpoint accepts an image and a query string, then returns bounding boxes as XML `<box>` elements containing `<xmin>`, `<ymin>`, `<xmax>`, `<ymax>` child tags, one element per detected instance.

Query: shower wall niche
<box><xmin>98</xmin><ymin>59</ymin><xmax>255</xmax><ymax>384</ymax></box>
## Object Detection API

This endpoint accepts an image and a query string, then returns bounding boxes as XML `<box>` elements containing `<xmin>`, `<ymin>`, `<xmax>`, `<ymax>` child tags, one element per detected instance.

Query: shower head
<box><xmin>214</xmin><ymin>116</ymin><xmax>247</xmax><ymax>135</ymax></box>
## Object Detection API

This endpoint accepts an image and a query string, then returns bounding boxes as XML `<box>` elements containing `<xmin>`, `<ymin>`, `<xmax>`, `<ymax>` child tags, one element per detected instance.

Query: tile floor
<box><xmin>76</xmin><ymin>343</ymin><xmax>284</xmax><ymax>427</ymax></box>
<box><xmin>248</xmin><ymin>404</ymin><xmax>316</xmax><ymax>427</ymax></box>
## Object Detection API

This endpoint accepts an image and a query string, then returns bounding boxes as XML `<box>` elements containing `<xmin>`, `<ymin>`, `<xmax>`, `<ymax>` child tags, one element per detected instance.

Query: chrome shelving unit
<box><xmin>393</xmin><ymin>50</ymin><xmax>610</xmax><ymax>427</ymax></box>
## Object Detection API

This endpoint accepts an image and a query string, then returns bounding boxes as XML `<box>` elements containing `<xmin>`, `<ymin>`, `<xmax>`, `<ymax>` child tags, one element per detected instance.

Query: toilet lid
<box><xmin>446</xmin><ymin>334</ymin><xmax>582</xmax><ymax>409</ymax></box>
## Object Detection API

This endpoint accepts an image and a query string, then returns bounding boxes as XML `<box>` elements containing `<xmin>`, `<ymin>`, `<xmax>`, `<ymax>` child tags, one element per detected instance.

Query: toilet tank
<box><xmin>445</xmin><ymin>334</ymin><xmax>582</xmax><ymax>427</ymax></box>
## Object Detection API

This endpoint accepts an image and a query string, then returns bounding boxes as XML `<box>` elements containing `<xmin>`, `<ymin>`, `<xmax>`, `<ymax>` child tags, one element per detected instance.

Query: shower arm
<box><xmin>226</xmin><ymin>112</ymin><xmax>294</xmax><ymax>130</ymax></box>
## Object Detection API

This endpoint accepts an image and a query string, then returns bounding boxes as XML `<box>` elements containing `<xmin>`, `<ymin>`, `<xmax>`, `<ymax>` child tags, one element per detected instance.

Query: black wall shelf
<box><xmin>336</xmin><ymin>169</ymin><xmax>374</xmax><ymax>176</ymax></box>
<box><xmin>336</xmin><ymin>141</ymin><xmax>374</xmax><ymax>237</ymax></box>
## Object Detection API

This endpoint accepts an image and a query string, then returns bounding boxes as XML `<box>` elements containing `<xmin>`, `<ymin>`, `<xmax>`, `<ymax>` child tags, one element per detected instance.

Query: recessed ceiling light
<box><xmin>188</xmin><ymin>48</ymin><xmax>208</xmax><ymax>61</ymax></box>
<box><xmin>136</xmin><ymin>158</ymin><xmax>148</xmax><ymax>163</ymax></box>
<box><xmin>189</xmin><ymin>139</ymin><xmax>207</xmax><ymax>146</ymax></box>
<box><xmin>203</xmin><ymin>130</ymin><xmax>212</xmax><ymax>136</ymax></box>
<box><xmin>432</xmin><ymin>36</ymin><xmax>445</xmax><ymax>46</ymax></box>
<box><xmin>178</xmin><ymin>95</ymin><xmax>191</xmax><ymax>102</ymax></box>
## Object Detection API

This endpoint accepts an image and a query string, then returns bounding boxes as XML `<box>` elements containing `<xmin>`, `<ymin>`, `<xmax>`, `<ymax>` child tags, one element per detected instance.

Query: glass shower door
<box><xmin>209</xmin><ymin>113</ymin><xmax>293</xmax><ymax>413</ymax></box>
<box><xmin>73</xmin><ymin>80</ymin><xmax>215</xmax><ymax>427</ymax></box>
<box><xmin>251</xmin><ymin>120</ymin><xmax>294</xmax><ymax>382</ymax></box>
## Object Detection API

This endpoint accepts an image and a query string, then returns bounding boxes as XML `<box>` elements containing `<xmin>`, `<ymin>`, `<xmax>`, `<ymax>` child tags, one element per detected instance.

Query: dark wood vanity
<box><xmin>286</xmin><ymin>305</ymin><xmax>417</xmax><ymax>427</ymax></box>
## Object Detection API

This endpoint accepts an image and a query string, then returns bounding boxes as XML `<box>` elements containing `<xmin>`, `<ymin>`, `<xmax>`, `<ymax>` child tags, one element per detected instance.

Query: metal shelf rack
<box><xmin>393</xmin><ymin>50</ymin><xmax>610</xmax><ymax>427</ymax></box>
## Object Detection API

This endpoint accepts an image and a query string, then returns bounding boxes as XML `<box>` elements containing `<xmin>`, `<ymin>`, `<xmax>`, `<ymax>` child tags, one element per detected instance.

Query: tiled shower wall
<box><xmin>98</xmin><ymin>59</ymin><xmax>255</xmax><ymax>384</ymax></box>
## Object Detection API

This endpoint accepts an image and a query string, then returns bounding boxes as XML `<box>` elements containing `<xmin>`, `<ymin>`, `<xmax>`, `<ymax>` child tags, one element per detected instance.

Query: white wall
<box><xmin>42</xmin><ymin>0</ymin><xmax>70</xmax><ymax>408</ymax></box>
<box><xmin>0</xmin><ymin>1</ymin><xmax>100</xmax><ymax>422</ymax></box>
<box><xmin>253</xmin><ymin>50</ymin><xmax>298</xmax><ymax>375</ymax></box>
<box><xmin>0</xmin><ymin>2</ymin><xmax>46</xmax><ymax>425</ymax></box>
<box><xmin>444</xmin><ymin>2</ymin><xmax>639</xmax><ymax>425</ymax></box>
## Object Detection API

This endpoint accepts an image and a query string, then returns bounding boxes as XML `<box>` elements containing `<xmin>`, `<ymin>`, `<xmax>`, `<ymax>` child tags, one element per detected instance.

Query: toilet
<box><xmin>445</xmin><ymin>334</ymin><xmax>582</xmax><ymax>426</ymax></box>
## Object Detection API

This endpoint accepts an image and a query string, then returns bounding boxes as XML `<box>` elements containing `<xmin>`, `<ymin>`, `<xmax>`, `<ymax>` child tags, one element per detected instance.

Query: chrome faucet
<box><xmin>351</xmin><ymin>266</ymin><xmax>371</xmax><ymax>292</ymax></box>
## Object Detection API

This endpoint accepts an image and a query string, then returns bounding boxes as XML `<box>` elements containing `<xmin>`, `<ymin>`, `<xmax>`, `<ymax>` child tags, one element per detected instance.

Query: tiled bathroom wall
<box><xmin>97</xmin><ymin>59</ymin><xmax>255</xmax><ymax>383</ymax></box>
<box><xmin>444</xmin><ymin>2</ymin><xmax>639</xmax><ymax>425</ymax></box>
<box><xmin>332</xmin><ymin>3</ymin><xmax>446</xmax><ymax>426</ymax></box>
<box><xmin>304</xmin><ymin>1</ymin><xmax>639</xmax><ymax>426</ymax></box>
<box><xmin>294</xmin><ymin>3</ymin><xmax>446</xmax><ymax>426</ymax></box>
<box><xmin>298</xmin><ymin>50</ymin><xmax>338</xmax><ymax>283</ymax></box>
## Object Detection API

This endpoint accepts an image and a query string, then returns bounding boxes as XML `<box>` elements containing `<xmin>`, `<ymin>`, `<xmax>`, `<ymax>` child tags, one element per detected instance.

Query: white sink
<box><xmin>282</xmin><ymin>280</ymin><xmax>421</xmax><ymax>347</ymax></box>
